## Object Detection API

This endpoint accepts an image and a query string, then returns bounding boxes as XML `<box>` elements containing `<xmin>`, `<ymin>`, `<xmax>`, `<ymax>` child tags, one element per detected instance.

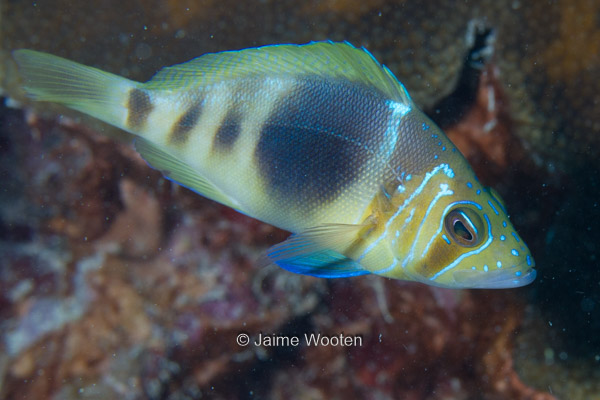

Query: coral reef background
<box><xmin>1</xmin><ymin>0</ymin><xmax>599</xmax><ymax>398</ymax></box>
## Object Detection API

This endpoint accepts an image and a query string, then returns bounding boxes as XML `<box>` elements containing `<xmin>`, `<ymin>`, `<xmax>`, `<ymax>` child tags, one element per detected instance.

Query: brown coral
<box><xmin>268</xmin><ymin>278</ymin><xmax>556</xmax><ymax>400</ymax></box>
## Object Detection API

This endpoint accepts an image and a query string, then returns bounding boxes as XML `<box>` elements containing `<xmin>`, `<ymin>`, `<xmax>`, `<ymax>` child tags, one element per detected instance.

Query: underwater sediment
<box><xmin>1</xmin><ymin>0</ymin><xmax>598</xmax><ymax>399</ymax></box>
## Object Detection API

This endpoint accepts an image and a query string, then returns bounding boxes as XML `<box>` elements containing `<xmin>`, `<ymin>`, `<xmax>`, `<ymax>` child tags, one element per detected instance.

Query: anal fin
<box><xmin>134</xmin><ymin>138</ymin><xmax>241</xmax><ymax>210</ymax></box>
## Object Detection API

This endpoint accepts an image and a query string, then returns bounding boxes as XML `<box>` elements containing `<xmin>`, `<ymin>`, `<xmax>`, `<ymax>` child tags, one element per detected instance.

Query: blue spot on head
<box><xmin>500</xmin><ymin>235</ymin><xmax>506</xmax><ymax>241</ymax></box>
<box><xmin>511</xmin><ymin>249</ymin><xmax>519</xmax><ymax>256</ymax></box>
<box><xmin>502</xmin><ymin>221</ymin><xmax>507</xmax><ymax>228</ymax></box>
<box><xmin>476</xmin><ymin>189</ymin><xmax>481</xmax><ymax>195</ymax></box>
<box><xmin>442</xmin><ymin>146</ymin><xmax>446</xmax><ymax>151</ymax></box>
<box><xmin>438</xmin><ymin>141</ymin><xmax>442</xmax><ymax>146</ymax></box>
<box><xmin>452</xmin><ymin>148</ymin><xmax>457</xmax><ymax>153</ymax></box>
<box><xmin>526</xmin><ymin>255</ymin><xmax>532</xmax><ymax>266</ymax></box>
<box><xmin>406</xmin><ymin>174</ymin><xmax>412</xmax><ymax>181</ymax></box>
<box><xmin>511</xmin><ymin>232</ymin><xmax>520</xmax><ymax>242</ymax></box>
<box><xmin>466</xmin><ymin>182</ymin><xmax>473</xmax><ymax>188</ymax></box>
<box><xmin>442</xmin><ymin>234</ymin><xmax>451</xmax><ymax>245</ymax></box>
<box><xmin>497</xmin><ymin>261</ymin><xmax>502</xmax><ymax>268</ymax></box>
<box><xmin>483</xmin><ymin>265</ymin><xmax>489</xmax><ymax>272</ymax></box>
<box><xmin>471</xmin><ymin>266</ymin><xmax>477</xmax><ymax>270</ymax></box>
<box><xmin>422</xmin><ymin>123</ymin><xmax>430</xmax><ymax>131</ymax></box>
<box><xmin>515</xmin><ymin>271</ymin><xmax>522</xmax><ymax>277</ymax></box>
<box><xmin>432</xmin><ymin>134</ymin><xmax>438</xmax><ymax>138</ymax></box>
<box><xmin>434</xmin><ymin>155</ymin><xmax>438</xmax><ymax>159</ymax></box>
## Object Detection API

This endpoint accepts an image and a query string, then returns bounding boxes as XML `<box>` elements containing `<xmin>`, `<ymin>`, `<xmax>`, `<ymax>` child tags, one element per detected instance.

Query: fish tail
<box><xmin>13</xmin><ymin>49</ymin><xmax>139</xmax><ymax>132</ymax></box>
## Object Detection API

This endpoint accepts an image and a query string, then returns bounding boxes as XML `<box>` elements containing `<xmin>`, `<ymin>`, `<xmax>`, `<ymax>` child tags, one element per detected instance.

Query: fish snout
<box><xmin>452</xmin><ymin>262</ymin><xmax>537</xmax><ymax>289</ymax></box>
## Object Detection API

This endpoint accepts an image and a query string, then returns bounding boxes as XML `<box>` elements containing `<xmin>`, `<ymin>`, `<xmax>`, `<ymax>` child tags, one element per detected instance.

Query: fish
<box><xmin>13</xmin><ymin>41</ymin><xmax>536</xmax><ymax>289</ymax></box>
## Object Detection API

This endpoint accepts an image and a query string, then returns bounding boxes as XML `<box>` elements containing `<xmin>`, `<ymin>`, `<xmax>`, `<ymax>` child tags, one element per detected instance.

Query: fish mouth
<box><xmin>451</xmin><ymin>265</ymin><xmax>537</xmax><ymax>289</ymax></box>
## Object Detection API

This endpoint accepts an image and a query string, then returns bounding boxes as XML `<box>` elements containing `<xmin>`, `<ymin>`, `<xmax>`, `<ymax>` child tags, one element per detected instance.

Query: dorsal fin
<box><xmin>145</xmin><ymin>41</ymin><xmax>412</xmax><ymax>104</ymax></box>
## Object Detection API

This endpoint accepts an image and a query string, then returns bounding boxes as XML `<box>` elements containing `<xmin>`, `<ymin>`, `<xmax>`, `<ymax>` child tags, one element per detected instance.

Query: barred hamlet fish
<box><xmin>13</xmin><ymin>42</ymin><xmax>536</xmax><ymax>288</ymax></box>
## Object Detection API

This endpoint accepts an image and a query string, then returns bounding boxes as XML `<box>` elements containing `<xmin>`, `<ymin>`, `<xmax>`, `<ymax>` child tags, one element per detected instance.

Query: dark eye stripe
<box><xmin>430</xmin><ymin>213</ymin><xmax>494</xmax><ymax>281</ymax></box>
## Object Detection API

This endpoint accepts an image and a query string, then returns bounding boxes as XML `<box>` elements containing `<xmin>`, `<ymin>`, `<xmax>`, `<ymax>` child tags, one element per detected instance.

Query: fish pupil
<box><xmin>453</xmin><ymin>220</ymin><xmax>473</xmax><ymax>242</ymax></box>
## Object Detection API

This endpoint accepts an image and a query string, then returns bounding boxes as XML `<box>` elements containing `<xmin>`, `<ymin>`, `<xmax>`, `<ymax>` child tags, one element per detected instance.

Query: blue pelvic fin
<box><xmin>265</xmin><ymin>223</ymin><xmax>370</xmax><ymax>278</ymax></box>
<box><xmin>273</xmin><ymin>249</ymin><xmax>369</xmax><ymax>278</ymax></box>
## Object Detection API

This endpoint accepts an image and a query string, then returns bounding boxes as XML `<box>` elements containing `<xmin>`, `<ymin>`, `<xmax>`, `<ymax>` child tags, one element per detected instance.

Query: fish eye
<box><xmin>444</xmin><ymin>207</ymin><xmax>484</xmax><ymax>247</ymax></box>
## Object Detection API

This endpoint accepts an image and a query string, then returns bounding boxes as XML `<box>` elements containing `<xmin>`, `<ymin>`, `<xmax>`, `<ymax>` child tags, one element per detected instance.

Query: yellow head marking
<box><xmin>376</xmin><ymin>163</ymin><xmax>536</xmax><ymax>289</ymax></box>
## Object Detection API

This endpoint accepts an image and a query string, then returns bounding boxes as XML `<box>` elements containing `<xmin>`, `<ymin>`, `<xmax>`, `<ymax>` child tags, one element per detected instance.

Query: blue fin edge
<box><xmin>269</xmin><ymin>249</ymin><xmax>370</xmax><ymax>279</ymax></box>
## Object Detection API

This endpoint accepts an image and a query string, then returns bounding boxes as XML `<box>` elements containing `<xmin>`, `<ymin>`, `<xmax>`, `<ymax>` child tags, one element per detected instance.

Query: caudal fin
<box><xmin>13</xmin><ymin>49</ymin><xmax>139</xmax><ymax>131</ymax></box>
